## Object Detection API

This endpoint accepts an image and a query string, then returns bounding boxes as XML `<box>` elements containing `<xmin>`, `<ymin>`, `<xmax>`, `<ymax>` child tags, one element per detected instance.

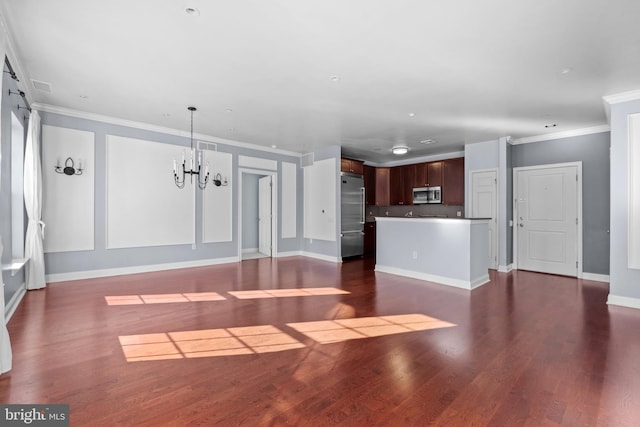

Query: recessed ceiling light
<box><xmin>79</xmin><ymin>95</ymin><xmax>88</xmax><ymax>99</ymax></box>
<box><xmin>271</xmin><ymin>145</ymin><xmax>277</xmax><ymax>148</ymax></box>
<box><xmin>392</xmin><ymin>146</ymin><xmax>409</xmax><ymax>155</ymax></box>
<box><xmin>408</xmin><ymin>112</ymin><xmax>416</xmax><ymax>117</ymax></box>
<box><xmin>560</xmin><ymin>67</ymin><xmax>572</xmax><ymax>75</ymax></box>
<box><xmin>225</xmin><ymin>108</ymin><xmax>233</xmax><ymax>113</ymax></box>
<box><xmin>330</xmin><ymin>75</ymin><xmax>340</xmax><ymax>82</ymax></box>
<box><xmin>544</xmin><ymin>123</ymin><xmax>557</xmax><ymax>128</ymax></box>
<box><xmin>185</xmin><ymin>7</ymin><xmax>200</xmax><ymax>16</ymax></box>
<box><xmin>419</xmin><ymin>139</ymin><xmax>435</xmax><ymax>144</ymax></box>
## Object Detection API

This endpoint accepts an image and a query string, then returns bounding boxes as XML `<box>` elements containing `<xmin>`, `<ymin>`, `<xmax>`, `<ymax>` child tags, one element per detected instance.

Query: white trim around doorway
<box><xmin>238</xmin><ymin>168</ymin><xmax>278</xmax><ymax>260</ymax></box>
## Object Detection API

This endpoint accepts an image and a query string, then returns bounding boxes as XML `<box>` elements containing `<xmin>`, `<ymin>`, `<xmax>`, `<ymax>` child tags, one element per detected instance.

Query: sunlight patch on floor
<box><xmin>119</xmin><ymin>325</ymin><xmax>305</xmax><ymax>362</ymax></box>
<box><xmin>228</xmin><ymin>287</ymin><xmax>349</xmax><ymax>299</ymax></box>
<box><xmin>106</xmin><ymin>287</ymin><xmax>349</xmax><ymax>306</ymax></box>
<box><xmin>287</xmin><ymin>314</ymin><xmax>456</xmax><ymax>344</ymax></box>
<box><xmin>105</xmin><ymin>292</ymin><xmax>226</xmax><ymax>305</ymax></box>
<box><xmin>119</xmin><ymin>314</ymin><xmax>455</xmax><ymax>362</ymax></box>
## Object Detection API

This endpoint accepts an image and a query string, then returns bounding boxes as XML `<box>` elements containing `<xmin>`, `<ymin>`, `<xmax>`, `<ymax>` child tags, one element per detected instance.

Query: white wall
<box><xmin>607</xmin><ymin>95</ymin><xmax>640</xmax><ymax>308</ymax></box>
<box><xmin>42</xmin><ymin>125</ymin><xmax>95</xmax><ymax>253</ymax></box>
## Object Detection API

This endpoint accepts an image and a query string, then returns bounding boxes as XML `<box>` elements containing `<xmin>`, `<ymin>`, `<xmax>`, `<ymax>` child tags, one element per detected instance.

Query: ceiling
<box><xmin>3</xmin><ymin>0</ymin><xmax>640</xmax><ymax>162</ymax></box>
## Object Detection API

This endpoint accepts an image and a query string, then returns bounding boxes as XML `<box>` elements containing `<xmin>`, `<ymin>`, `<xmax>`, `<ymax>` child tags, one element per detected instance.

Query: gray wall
<box><xmin>609</xmin><ymin>100</ymin><xmax>640</xmax><ymax>299</ymax></box>
<box><xmin>241</xmin><ymin>174</ymin><xmax>260</xmax><ymax>250</ymax></box>
<box><xmin>1</xmin><ymin>62</ymin><xmax>28</xmax><ymax>305</ymax></box>
<box><xmin>511</xmin><ymin>131</ymin><xmax>610</xmax><ymax>275</ymax></box>
<box><xmin>465</xmin><ymin>138</ymin><xmax>512</xmax><ymax>269</ymax></box>
<box><xmin>41</xmin><ymin>111</ymin><xmax>302</xmax><ymax>276</ymax></box>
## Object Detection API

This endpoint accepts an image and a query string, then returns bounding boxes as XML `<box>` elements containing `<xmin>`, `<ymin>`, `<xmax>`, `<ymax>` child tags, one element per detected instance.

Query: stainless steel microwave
<box><xmin>413</xmin><ymin>186</ymin><xmax>442</xmax><ymax>204</ymax></box>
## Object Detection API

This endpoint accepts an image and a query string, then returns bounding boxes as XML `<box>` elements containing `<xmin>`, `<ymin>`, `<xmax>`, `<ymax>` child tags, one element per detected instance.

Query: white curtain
<box><xmin>0</xmin><ymin>240</ymin><xmax>12</xmax><ymax>374</ymax></box>
<box><xmin>24</xmin><ymin>110</ymin><xmax>46</xmax><ymax>290</ymax></box>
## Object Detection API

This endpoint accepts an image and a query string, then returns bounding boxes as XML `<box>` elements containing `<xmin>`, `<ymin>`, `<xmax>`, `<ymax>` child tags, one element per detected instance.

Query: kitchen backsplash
<box><xmin>366</xmin><ymin>204</ymin><xmax>464</xmax><ymax>222</ymax></box>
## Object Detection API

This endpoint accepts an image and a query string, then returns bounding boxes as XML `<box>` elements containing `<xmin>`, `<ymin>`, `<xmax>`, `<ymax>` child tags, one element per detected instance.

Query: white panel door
<box><xmin>258</xmin><ymin>176</ymin><xmax>272</xmax><ymax>256</ymax></box>
<box><xmin>471</xmin><ymin>170</ymin><xmax>498</xmax><ymax>269</ymax></box>
<box><xmin>516</xmin><ymin>166</ymin><xmax>578</xmax><ymax>276</ymax></box>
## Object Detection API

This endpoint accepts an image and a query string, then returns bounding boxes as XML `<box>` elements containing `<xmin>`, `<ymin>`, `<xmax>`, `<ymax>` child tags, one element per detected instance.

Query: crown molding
<box><xmin>31</xmin><ymin>103</ymin><xmax>302</xmax><ymax>158</ymax></box>
<box><xmin>510</xmin><ymin>125</ymin><xmax>610</xmax><ymax>145</ymax></box>
<box><xmin>603</xmin><ymin>89</ymin><xmax>640</xmax><ymax>105</ymax></box>
<box><xmin>603</xmin><ymin>90</ymin><xmax>640</xmax><ymax>123</ymax></box>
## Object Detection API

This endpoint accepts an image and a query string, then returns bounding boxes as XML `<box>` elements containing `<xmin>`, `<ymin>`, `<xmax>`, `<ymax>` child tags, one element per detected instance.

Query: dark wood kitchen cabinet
<box><xmin>341</xmin><ymin>158</ymin><xmax>364</xmax><ymax>175</ymax></box>
<box><xmin>364</xmin><ymin>222</ymin><xmax>376</xmax><ymax>256</ymax></box>
<box><xmin>403</xmin><ymin>164</ymin><xmax>416</xmax><ymax>204</ymax></box>
<box><xmin>374</xmin><ymin>167</ymin><xmax>390</xmax><ymax>206</ymax></box>
<box><xmin>390</xmin><ymin>166</ymin><xmax>405</xmax><ymax>205</ymax></box>
<box><xmin>363</xmin><ymin>165</ymin><xmax>376</xmax><ymax>205</ymax></box>
<box><xmin>414</xmin><ymin>161</ymin><xmax>443</xmax><ymax>187</ymax></box>
<box><xmin>442</xmin><ymin>157</ymin><xmax>464</xmax><ymax>205</ymax></box>
<box><xmin>391</xmin><ymin>165</ymin><xmax>418</xmax><ymax>205</ymax></box>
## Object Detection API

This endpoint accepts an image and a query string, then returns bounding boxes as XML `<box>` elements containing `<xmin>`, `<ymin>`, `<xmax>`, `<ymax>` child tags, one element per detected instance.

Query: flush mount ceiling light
<box><xmin>408</xmin><ymin>112</ymin><xmax>416</xmax><ymax>117</ymax></box>
<box><xmin>330</xmin><ymin>75</ymin><xmax>340</xmax><ymax>82</ymax></box>
<box><xmin>545</xmin><ymin>123</ymin><xmax>558</xmax><ymax>128</ymax></box>
<box><xmin>392</xmin><ymin>146</ymin><xmax>409</xmax><ymax>155</ymax></box>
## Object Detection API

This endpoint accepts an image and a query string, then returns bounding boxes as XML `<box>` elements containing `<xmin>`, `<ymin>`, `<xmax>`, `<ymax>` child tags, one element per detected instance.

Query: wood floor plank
<box><xmin>1</xmin><ymin>257</ymin><xmax>639</xmax><ymax>426</ymax></box>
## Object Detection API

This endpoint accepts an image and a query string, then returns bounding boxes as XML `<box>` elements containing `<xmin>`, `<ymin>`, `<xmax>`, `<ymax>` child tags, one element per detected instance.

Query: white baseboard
<box><xmin>45</xmin><ymin>256</ymin><xmax>240</xmax><ymax>283</ymax></box>
<box><xmin>498</xmin><ymin>264</ymin><xmax>513</xmax><ymax>273</ymax></box>
<box><xmin>299</xmin><ymin>251</ymin><xmax>341</xmax><ymax>263</ymax></box>
<box><xmin>276</xmin><ymin>251</ymin><xmax>303</xmax><ymax>258</ymax></box>
<box><xmin>375</xmin><ymin>265</ymin><xmax>490</xmax><ymax>290</ymax></box>
<box><xmin>241</xmin><ymin>248</ymin><xmax>258</xmax><ymax>254</ymax></box>
<box><xmin>4</xmin><ymin>283</ymin><xmax>26</xmax><ymax>322</ymax></box>
<box><xmin>607</xmin><ymin>294</ymin><xmax>640</xmax><ymax>310</ymax></box>
<box><xmin>582</xmin><ymin>272</ymin><xmax>610</xmax><ymax>283</ymax></box>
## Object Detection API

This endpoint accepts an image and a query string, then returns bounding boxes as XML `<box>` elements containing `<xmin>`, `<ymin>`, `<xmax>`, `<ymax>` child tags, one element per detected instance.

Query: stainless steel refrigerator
<box><xmin>341</xmin><ymin>172</ymin><xmax>365</xmax><ymax>258</ymax></box>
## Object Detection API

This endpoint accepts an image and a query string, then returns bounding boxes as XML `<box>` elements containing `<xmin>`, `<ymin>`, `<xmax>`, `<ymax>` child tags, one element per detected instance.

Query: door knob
<box><xmin>519</xmin><ymin>223</ymin><xmax>524</xmax><ymax>228</ymax></box>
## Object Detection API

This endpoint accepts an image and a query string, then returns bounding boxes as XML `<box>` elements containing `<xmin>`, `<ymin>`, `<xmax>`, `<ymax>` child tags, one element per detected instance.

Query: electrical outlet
<box><xmin>412</xmin><ymin>251</ymin><xmax>418</xmax><ymax>259</ymax></box>
<box><xmin>457</xmin><ymin>211</ymin><xmax>462</xmax><ymax>217</ymax></box>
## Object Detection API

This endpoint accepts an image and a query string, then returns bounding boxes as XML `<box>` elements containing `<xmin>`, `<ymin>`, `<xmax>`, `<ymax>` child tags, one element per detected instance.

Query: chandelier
<box><xmin>173</xmin><ymin>106</ymin><xmax>210</xmax><ymax>189</ymax></box>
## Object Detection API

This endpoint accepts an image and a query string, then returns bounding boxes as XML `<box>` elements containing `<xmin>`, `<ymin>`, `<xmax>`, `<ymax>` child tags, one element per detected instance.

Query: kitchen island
<box><xmin>375</xmin><ymin>217</ymin><xmax>490</xmax><ymax>290</ymax></box>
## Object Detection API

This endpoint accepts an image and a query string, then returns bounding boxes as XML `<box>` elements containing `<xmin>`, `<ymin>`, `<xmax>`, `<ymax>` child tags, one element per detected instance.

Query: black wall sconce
<box><xmin>212</xmin><ymin>173</ymin><xmax>228</xmax><ymax>187</ymax></box>
<box><xmin>55</xmin><ymin>157</ymin><xmax>83</xmax><ymax>176</ymax></box>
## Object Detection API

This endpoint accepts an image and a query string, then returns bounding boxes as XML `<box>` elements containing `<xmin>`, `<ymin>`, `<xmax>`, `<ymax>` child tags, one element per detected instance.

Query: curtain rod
<box><xmin>4</xmin><ymin>57</ymin><xmax>31</xmax><ymax>114</ymax></box>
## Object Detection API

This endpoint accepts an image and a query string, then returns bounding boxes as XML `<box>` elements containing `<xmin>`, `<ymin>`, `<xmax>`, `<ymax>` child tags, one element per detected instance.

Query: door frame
<box><xmin>238</xmin><ymin>168</ymin><xmax>278</xmax><ymax>258</ymax></box>
<box><xmin>512</xmin><ymin>161</ymin><xmax>583</xmax><ymax>277</ymax></box>
<box><xmin>258</xmin><ymin>175</ymin><xmax>272</xmax><ymax>256</ymax></box>
<box><xmin>469</xmin><ymin>168</ymin><xmax>499</xmax><ymax>270</ymax></box>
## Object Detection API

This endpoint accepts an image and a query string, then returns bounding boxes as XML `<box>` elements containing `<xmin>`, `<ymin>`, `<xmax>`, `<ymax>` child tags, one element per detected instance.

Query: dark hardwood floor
<box><xmin>1</xmin><ymin>256</ymin><xmax>639</xmax><ymax>426</ymax></box>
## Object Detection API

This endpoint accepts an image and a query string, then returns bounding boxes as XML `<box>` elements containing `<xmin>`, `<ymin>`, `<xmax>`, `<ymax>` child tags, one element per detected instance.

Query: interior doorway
<box><xmin>513</xmin><ymin>162</ymin><xmax>582</xmax><ymax>277</ymax></box>
<box><xmin>469</xmin><ymin>169</ymin><xmax>498</xmax><ymax>270</ymax></box>
<box><xmin>238</xmin><ymin>169</ymin><xmax>277</xmax><ymax>260</ymax></box>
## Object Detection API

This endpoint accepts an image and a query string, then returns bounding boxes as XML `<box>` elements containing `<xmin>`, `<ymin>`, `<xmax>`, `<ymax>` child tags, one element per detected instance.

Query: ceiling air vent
<box><xmin>31</xmin><ymin>79</ymin><xmax>52</xmax><ymax>92</ymax></box>
<box><xmin>301</xmin><ymin>153</ymin><xmax>314</xmax><ymax>168</ymax></box>
<box><xmin>197</xmin><ymin>141</ymin><xmax>217</xmax><ymax>152</ymax></box>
